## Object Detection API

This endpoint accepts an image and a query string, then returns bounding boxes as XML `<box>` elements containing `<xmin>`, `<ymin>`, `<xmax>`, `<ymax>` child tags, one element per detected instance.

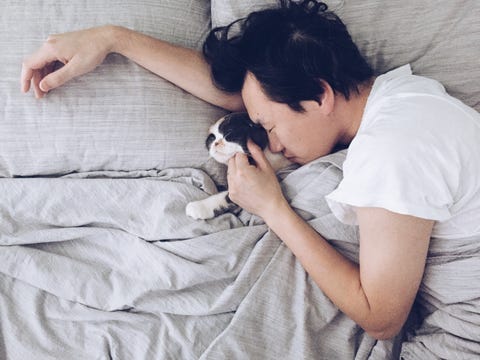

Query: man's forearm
<box><xmin>107</xmin><ymin>25</ymin><xmax>244</xmax><ymax>111</ymax></box>
<box><xmin>264</xmin><ymin>202</ymin><xmax>399</xmax><ymax>339</ymax></box>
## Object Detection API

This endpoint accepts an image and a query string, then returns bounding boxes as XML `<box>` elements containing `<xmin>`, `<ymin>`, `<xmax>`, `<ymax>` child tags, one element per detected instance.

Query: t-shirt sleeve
<box><xmin>325</xmin><ymin>132</ymin><xmax>456</xmax><ymax>225</ymax></box>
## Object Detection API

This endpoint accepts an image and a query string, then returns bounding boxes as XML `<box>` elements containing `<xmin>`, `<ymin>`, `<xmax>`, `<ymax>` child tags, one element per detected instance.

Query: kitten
<box><xmin>186</xmin><ymin>112</ymin><xmax>292</xmax><ymax>220</ymax></box>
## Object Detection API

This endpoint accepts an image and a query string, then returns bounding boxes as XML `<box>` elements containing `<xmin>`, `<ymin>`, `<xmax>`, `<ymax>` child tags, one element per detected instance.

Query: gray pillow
<box><xmin>211</xmin><ymin>0</ymin><xmax>480</xmax><ymax>113</ymax></box>
<box><xmin>0</xmin><ymin>0</ymin><xmax>226</xmax><ymax>177</ymax></box>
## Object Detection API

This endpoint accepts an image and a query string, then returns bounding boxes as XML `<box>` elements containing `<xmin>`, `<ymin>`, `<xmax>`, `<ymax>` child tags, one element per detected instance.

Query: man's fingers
<box><xmin>235</xmin><ymin>152</ymin><xmax>252</xmax><ymax>169</ymax></box>
<box><xmin>228</xmin><ymin>152</ymin><xmax>250</xmax><ymax>178</ymax></box>
<box><xmin>228</xmin><ymin>156</ymin><xmax>236</xmax><ymax>173</ymax></box>
<box><xmin>20</xmin><ymin>67</ymin><xmax>33</xmax><ymax>93</ymax></box>
<box><xmin>39</xmin><ymin>59</ymin><xmax>77</xmax><ymax>92</ymax></box>
<box><xmin>247</xmin><ymin>140</ymin><xmax>270</xmax><ymax>169</ymax></box>
<box><xmin>21</xmin><ymin>47</ymin><xmax>57</xmax><ymax>93</ymax></box>
<box><xmin>32</xmin><ymin>70</ymin><xmax>47</xmax><ymax>99</ymax></box>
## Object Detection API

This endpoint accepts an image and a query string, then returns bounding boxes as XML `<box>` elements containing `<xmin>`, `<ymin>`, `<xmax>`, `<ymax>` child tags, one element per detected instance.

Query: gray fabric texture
<box><xmin>0</xmin><ymin>0</ymin><xmax>226</xmax><ymax>177</ymax></box>
<box><xmin>211</xmin><ymin>0</ymin><xmax>480</xmax><ymax>113</ymax></box>
<box><xmin>400</xmin><ymin>235</ymin><xmax>480</xmax><ymax>359</ymax></box>
<box><xmin>1</xmin><ymin>152</ymin><xmax>479</xmax><ymax>359</ymax></box>
<box><xmin>0</xmin><ymin>152</ymin><xmax>404</xmax><ymax>359</ymax></box>
<box><xmin>1</xmin><ymin>1</ymin><xmax>479</xmax><ymax>358</ymax></box>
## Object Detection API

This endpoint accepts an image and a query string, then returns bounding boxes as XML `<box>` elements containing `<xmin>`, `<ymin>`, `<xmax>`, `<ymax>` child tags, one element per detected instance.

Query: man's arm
<box><xmin>21</xmin><ymin>25</ymin><xmax>244</xmax><ymax>111</ymax></box>
<box><xmin>265</xmin><ymin>204</ymin><xmax>432</xmax><ymax>339</ymax></box>
<box><xmin>110</xmin><ymin>26</ymin><xmax>244</xmax><ymax>111</ymax></box>
<box><xmin>228</xmin><ymin>142</ymin><xmax>433</xmax><ymax>339</ymax></box>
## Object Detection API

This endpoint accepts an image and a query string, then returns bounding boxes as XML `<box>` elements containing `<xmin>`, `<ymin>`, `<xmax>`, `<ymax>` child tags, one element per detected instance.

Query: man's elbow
<box><xmin>218</xmin><ymin>95</ymin><xmax>245</xmax><ymax>113</ymax></box>
<box><xmin>363</xmin><ymin>312</ymin><xmax>408</xmax><ymax>340</ymax></box>
<box><xmin>367</xmin><ymin>327</ymin><xmax>401</xmax><ymax>341</ymax></box>
<box><xmin>365</xmin><ymin>321</ymin><xmax>404</xmax><ymax>340</ymax></box>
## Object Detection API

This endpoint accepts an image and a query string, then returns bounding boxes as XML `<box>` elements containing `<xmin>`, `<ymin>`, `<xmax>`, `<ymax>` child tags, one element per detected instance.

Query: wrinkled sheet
<box><xmin>400</xmin><ymin>234</ymin><xmax>480</xmax><ymax>359</ymax></box>
<box><xmin>0</xmin><ymin>151</ymin><xmax>478</xmax><ymax>359</ymax></box>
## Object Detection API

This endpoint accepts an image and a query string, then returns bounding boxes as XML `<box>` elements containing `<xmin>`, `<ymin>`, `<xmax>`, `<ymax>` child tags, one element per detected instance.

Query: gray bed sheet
<box><xmin>0</xmin><ymin>151</ymin><xmax>478</xmax><ymax>359</ymax></box>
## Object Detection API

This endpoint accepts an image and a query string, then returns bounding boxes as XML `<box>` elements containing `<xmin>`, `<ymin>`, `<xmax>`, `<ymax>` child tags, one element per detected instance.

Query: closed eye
<box><xmin>250</xmin><ymin>120</ymin><xmax>271</xmax><ymax>133</ymax></box>
<box><xmin>253</xmin><ymin>120</ymin><xmax>272</xmax><ymax>134</ymax></box>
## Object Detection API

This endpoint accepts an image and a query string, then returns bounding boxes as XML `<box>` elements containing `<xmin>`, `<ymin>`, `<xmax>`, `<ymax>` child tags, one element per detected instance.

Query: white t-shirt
<box><xmin>326</xmin><ymin>64</ymin><xmax>480</xmax><ymax>240</ymax></box>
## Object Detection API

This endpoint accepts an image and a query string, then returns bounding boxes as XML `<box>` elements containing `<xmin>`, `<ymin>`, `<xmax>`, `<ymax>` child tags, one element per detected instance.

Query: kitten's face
<box><xmin>206</xmin><ymin>113</ymin><xmax>268</xmax><ymax>164</ymax></box>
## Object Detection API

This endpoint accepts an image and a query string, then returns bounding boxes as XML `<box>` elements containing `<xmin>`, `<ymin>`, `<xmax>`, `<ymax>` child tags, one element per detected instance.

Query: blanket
<box><xmin>0</xmin><ymin>151</ymin><xmax>478</xmax><ymax>359</ymax></box>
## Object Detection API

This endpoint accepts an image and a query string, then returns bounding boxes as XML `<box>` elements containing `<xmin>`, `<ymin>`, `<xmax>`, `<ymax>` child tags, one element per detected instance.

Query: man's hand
<box><xmin>21</xmin><ymin>26</ymin><xmax>114</xmax><ymax>98</ymax></box>
<box><xmin>227</xmin><ymin>140</ymin><xmax>287</xmax><ymax>219</ymax></box>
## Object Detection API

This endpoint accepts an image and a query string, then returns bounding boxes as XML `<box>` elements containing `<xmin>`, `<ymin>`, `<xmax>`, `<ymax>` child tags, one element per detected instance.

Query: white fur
<box><xmin>208</xmin><ymin>121</ymin><xmax>243</xmax><ymax>164</ymax></box>
<box><xmin>208</xmin><ymin>118</ymin><xmax>293</xmax><ymax>170</ymax></box>
<box><xmin>186</xmin><ymin>116</ymin><xmax>294</xmax><ymax>220</ymax></box>
<box><xmin>185</xmin><ymin>191</ymin><xmax>229</xmax><ymax>220</ymax></box>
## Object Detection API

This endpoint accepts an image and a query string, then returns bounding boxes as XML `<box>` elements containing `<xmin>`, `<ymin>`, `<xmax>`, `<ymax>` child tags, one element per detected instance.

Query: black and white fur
<box><xmin>186</xmin><ymin>112</ymin><xmax>292</xmax><ymax>220</ymax></box>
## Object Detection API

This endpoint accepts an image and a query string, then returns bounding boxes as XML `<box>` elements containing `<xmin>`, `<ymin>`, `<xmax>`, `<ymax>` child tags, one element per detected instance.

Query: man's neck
<box><xmin>336</xmin><ymin>77</ymin><xmax>375</xmax><ymax>146</ymax></box>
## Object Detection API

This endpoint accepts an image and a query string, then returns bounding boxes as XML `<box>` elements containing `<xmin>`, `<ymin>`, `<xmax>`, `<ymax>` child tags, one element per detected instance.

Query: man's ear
<box><xmin>316</xmin><ymin>79</ymin><xmax>335</xmax><ymax>115</ymax></box>
<box><xmin>299</xmin><ymin>79</ymin><xmax>335</xmax><ymax>115</ymax></box>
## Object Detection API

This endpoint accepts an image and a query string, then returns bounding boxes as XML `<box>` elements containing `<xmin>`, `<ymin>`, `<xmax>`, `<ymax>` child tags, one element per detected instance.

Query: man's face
<box><xmin>241</xmin><ymin>72</ymin><xmax>341</xmax><ymax>165</ymax></box>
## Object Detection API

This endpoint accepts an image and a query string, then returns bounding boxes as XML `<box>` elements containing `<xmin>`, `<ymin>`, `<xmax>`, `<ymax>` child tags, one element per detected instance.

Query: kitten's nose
<box><xmin>214</xmin><ymin>139</ymin><xmax>223</xmax><ymax>147</ymax></box>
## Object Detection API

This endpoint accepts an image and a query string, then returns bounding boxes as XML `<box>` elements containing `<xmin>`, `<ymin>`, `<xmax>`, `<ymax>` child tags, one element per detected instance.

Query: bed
<box><xmin>1</xmin><ymin>0</ymin><xmax>479</xmax><ymax>359</ymax></box>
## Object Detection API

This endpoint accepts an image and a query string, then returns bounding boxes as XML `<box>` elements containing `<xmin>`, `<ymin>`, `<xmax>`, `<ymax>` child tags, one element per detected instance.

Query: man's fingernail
<box><xmin>39</xmin><ymin>82</ymin><xmax>49</xmax><ymax>92</ymax></box>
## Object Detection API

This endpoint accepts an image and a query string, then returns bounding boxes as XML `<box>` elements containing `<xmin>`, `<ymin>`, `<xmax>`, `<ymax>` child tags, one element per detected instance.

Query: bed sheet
<box><xmin>0</xmin><ymin>151</ymin><xmax>478</xmax><ymax>359</ymax></box>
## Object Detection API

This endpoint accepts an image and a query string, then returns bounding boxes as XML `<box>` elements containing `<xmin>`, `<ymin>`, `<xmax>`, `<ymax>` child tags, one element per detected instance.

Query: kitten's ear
<box><xmin>206</xmin><ymin>133</ymin><xmax>215</xmax><ymax>150</ymax></box>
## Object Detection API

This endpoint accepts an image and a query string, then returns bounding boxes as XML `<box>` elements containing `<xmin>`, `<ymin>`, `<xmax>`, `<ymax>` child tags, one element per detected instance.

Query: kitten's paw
<box><xmin>186</xmin><ymin>200</ymin><xmax>215</xmax><ymax>220</ymax></box>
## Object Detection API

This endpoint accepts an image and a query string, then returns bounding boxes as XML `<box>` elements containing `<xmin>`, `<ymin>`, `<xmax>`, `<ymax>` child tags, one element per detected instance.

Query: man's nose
<box><xmin>268</xmin><ymin>134</ymin><xmax>283</xmax><ymax>153</ymax></box>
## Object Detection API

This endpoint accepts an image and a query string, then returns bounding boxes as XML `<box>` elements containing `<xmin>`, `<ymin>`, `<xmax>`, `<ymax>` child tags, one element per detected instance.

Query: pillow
<box><xmin>211</xmin><ymin>0</ymin><xmax>480</xmax><ymax>113</ymax></box>
<box><xmin>0</xmin><ymin>0</ymin><xmax>226</xmax><ymax>177</ymax></box>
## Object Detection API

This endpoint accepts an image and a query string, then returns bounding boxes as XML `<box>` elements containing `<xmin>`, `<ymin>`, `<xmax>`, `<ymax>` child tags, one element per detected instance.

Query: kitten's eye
<box><xmin>268</xmin><ymin>127</ymin><xmax>274</xmax><ymax>134</ymax></box>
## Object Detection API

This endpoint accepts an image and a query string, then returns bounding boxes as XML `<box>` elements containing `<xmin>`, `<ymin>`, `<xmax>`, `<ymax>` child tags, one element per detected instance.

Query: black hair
<box><xmin>203</xmin><ymin>0</ymin><xmax>373</xmax><ymax>112</ymax></box>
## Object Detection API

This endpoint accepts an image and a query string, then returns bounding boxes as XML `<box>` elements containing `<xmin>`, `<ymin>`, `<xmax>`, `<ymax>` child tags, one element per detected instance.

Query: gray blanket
<box><xmin>0</xmin><ymin>152</ymin><xmax>479</xmax><ymax>359</ymax></box>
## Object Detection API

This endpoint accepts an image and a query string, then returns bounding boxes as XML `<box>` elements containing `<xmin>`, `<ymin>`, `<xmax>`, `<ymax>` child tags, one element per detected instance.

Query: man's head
<box><xmin>203</xmin><ymin>0</ymin><xmax>373</xmax><ymax>112</ymax></box>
